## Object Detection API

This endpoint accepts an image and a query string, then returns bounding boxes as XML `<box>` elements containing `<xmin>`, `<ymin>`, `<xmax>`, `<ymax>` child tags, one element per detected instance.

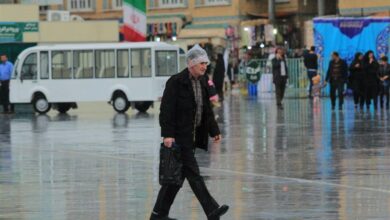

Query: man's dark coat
<box><xmin>159</xmin><ymin>68</ymin><xmax>220</xmax><ymax>151</ymax></box>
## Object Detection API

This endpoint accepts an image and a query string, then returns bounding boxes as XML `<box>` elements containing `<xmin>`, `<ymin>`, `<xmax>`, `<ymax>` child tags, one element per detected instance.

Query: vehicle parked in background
<box><xmin>10</xmin><ymin>42</ymin><xmax>179</xmax><ymax>114</ymax></box>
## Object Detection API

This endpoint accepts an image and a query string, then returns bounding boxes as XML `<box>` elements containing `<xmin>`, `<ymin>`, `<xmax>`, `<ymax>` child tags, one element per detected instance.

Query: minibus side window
<box><xmin>156</xmin><ymin>51</ymin><xmax>178</xmax><ymax>76</ymax></box>
<box><xmin>95</xmin><ymin>50</ymin><xmax>115</xmax><ymax>78</ymax></box>
<box><xmin>40</xmin><ymin>51</ymin><xmax>49</xmax><ymax>79</ymax></box>
<box><xmin>117</xmin><ymin>49</ymin><xmax>129</xmax><ymax>78</ymax></box>
<box><xmin>52</xmin><ymin>51</ymin><xmax>73</xmax><ymax>79</ymax></box>
<box><xmin>21</xmin><ymin>53</ymin><xmax>37</xmax><ymax>80</ymax></box>
<box><xmin>131</xmin><ymin>49</ymin><xmax>151</xmax><ymax>77</ymax></box>
<box><xmin>74</xmin><ymin>50</ymin><xmax>94</xmax><ymax>79</ymax></box>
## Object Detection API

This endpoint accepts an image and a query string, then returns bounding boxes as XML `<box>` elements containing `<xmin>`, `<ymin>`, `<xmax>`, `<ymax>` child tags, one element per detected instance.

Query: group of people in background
<box><xmin>203</xmin><ymin>46</ymin><xmax>390</xmax><ymax>112</ymax></box>
<box><xmin>304</xmin><ymin>47</ymin><xmax>390</xmax><ymax>111</ymax></box>
<box><xmin>349</xmin><ymin>51</ymin><xmax>390</xmax><ymax>110</ymax></box>
<box><xmin>2</xmin><ymin>44</ymin><xmax>386</xmax><ymax>115</ymax></box>
<box><xmin>326</xmin><ymin>51</ymin><xmax>390</xmax><ymax>111</ymax></box>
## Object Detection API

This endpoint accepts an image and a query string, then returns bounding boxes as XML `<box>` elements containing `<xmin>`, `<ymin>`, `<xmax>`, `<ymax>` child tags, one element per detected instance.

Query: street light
<box><xmin>244</xmin><ymin>27</ymin><xmax>250</xmax><ymax>32</ymax></box>
<box><xmin>260</xmin><ymin>43</ymin><xmax>265</xmax><ymax>48</ymax></box>
<box><xmin>156</xmin><ymin>37</ymin><xmax>161</xmax><ymax>42</ymax></box>
<box><xmin>172</xmin><ymin>36</ymin><xmax>177</xmax><ymax>41</ymax></box>
<box><xmin>273</xmin><ymin>28</ymin><xmax>278</xmax><ymax>35</ymax></box>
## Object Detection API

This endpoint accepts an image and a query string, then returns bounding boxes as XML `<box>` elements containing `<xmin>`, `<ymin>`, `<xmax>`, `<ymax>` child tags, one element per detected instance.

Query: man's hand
<box><xmin>163</xmin><ymin>137</ymin><xmax>175</xmax><ymax>148</ymax></box>
<box><xmin>213</xmin><ymin>135</ymin><xmax>222</xmax><ymax>143</ymax></box>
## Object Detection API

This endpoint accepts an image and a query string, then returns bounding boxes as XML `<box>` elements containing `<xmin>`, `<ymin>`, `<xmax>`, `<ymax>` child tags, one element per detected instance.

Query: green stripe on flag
<box><xmin>123</xmin><ymin>0</ymin><xmax>146</xmax><ymax>12</ymax></box>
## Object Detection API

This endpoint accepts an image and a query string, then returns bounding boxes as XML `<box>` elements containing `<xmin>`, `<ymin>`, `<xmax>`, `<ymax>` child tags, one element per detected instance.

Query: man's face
<box><xmin>0</xmin><ymin>55</ymin><xmax>6</xmax><ymax>63</ymax></box>
<box><xmin>189</xmin><ymin>62</ymin><xmax>208</xmax><ymax>78</ymax></box>
<box><xmin>277</xmin><ymin>49</ymin><xmax>284</xmax><ymax>57</ymax></box>
<box><xmin>332</xmin><ymin>54</ymin><xmax>338</xmax><ymax>61</ymax></box>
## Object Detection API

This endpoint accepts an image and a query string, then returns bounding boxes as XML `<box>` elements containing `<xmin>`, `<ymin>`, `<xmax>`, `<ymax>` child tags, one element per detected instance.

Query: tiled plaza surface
<box><xmin>1</xmin><ymin>95</ymin><xmax>390</xmax><ymax>220</ymax></box>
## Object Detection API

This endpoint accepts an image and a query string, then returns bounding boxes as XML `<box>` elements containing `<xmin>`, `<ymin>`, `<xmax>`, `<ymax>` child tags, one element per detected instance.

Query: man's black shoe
<box><xmin>208</xmin><ymin>205</ymin><xmax>229</xmax><ymax>219</ymax></box>
<box><xmin>150</xmin><ymin>213</ymin><xmax>177</xmax><ymax>220</ymax></box>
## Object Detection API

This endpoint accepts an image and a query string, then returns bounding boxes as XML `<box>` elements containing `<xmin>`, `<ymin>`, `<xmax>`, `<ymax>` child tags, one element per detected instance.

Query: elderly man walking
<box><xmin>150</xmin><ymin>45</ymin><xmax>229</xmax><ymax>220</ymax></box>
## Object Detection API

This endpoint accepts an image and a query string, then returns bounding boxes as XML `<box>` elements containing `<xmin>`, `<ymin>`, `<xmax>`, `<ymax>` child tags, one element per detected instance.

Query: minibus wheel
<box><xmin>113</xmin><ymin>94</ymin><xmax>129</xmax><ymax>113</ymax></box>
<box><xmin>33</xmin><ymin>94</ymin><xmax>51</xmax><ymax>114</ymax></box>
<box><xmin>134</xmin><ymin>101</ymin><xmax>152</xmax><ymax>113</ymax></box>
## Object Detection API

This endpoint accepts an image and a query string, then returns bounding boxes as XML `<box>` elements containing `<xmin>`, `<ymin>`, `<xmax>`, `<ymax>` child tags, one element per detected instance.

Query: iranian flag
<box><xmin>122</xmin><ymin>0</ymin><xmax>146</xmax><ymax>42</ymax></box>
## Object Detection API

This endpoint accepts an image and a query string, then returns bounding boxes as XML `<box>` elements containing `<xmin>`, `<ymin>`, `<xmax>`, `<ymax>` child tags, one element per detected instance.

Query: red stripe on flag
<box><xmin>122</xmin><ymin>25</ymin><xmax>146</xmax><ymax>42</ymax></box>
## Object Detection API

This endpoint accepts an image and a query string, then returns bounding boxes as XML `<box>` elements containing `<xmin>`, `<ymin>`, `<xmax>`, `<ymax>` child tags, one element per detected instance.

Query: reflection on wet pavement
<box><xmin>1</xmin><ymin>98</ymin><xmax>390</xmax><ymax>220</ymax></box>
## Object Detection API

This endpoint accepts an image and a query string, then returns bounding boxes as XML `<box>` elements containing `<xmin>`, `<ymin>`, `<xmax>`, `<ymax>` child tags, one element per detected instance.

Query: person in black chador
<box><xmin>378</xmin><ymin>56</ymin><xmax>390</xmax><ymax>109</ymax></box>
<box><xmin>363</xmin><ymin>50</ymin><xmax>380</xmax><ymax>110</ymax></box>
<box><xmin>150</xmin><ymin>44</ymin><xmax>229</xmax><ymax>220</ymax></box>
<box><xmin>272</xmin><ymin>47</ymin><xmax>289</xmax><ymax>110</ymax></box>
<box><xmin>349</xmin><ymin>52</ymin><xmax>365</xmax><ymax>109</ymax></box>
<box><xmin>304</xmin><ymin>46</ymin><xmax>318</xmax><ymax>98</ymax></box>
<box><xmin>325</xmin><ymin>52</ymin><xmax>348</xmax><ymax>110</ymax></box>
<box><xmin>213</xmin><ymin>53</ymin><xmax>225</xmax><ymax>101</ymax></box>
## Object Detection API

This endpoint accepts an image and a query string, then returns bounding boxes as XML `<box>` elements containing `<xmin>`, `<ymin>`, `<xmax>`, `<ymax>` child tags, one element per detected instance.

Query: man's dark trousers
<box><xmin>0</xmin><ymin>80</ymin><xmax>12</xmax><ymax>112</ymax></box>
<box><xmin>307</xmin><ymin>69</ymin><xmax>317</xmax><ymax>97</ymax></box>
<box><xmin>152</xmin><ymin>144</ymin><xmax>219</xmax><ymax>217</ymax></box>
<box><xmin>274</xmin><ymin>79</ymin><xmax>287</xmax><ymax>106</ymax></box>
<box><xmin>330</xmin><ymin>80</ymin><xmax>345</xmax><ymax>108</ymax></box>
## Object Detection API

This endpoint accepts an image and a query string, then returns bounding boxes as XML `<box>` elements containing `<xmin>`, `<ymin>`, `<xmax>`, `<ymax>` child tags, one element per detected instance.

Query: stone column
<box><xmin>318</xmin><ymin>0</ymin><xmax>325</xmax><ymax>16</ymax></box>
<box><xmin>268</xmin><ymin>0</ymin><xmax>275</xmax><ymax>24</ymax></box>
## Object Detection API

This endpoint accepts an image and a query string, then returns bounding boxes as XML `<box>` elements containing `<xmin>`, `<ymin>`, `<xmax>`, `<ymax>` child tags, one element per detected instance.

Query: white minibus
<box><xmin>10</xmin><ymin>42</ymin><xmax>179</xmax><ymax>114</ymax></box>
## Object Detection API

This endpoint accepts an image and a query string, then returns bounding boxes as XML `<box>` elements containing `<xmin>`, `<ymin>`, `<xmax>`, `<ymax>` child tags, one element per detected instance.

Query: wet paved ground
<box><xmin>1</xmin><ymin>94</ymin><xmax>390</xmax><ymax>220</ymax></box>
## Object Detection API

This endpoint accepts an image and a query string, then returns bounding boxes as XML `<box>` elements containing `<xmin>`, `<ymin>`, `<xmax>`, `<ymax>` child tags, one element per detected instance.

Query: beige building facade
<box><xmin>0</xmin><ymin>4</ymin><xmax>118</xmax><ymax>43</ymax></box>
<box><xmin>2</xmin><ymin>0</ymin><xmax>387</xmax><ymax>57</ymax></box>
<box><xmin>0</xmin><ymin>3</ymin><xmax>118</xmax><ymax>62</ymax></box>
<box><xmin>1</xmin><ymin>1</ymin><xmax>335</xmax><ymax>51</ymax></box>
<box><xmin>147</xmin><ymin>0</ymin><xmax>242</xmax><ymax>52</ymax></box>
<box><xmin>39</xmin><ymin>0</ymin><xmax>325</xmax><ymax>52</ymax></box>
<box><xmin>146</xmin><ymin>0</ymin><xmax>333</xmax><ymax>57</ymax></box>
<box><xmin>339</xmin><ymin>0</ymin><xmax>390</xmax><ymax>16</ymax></box>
